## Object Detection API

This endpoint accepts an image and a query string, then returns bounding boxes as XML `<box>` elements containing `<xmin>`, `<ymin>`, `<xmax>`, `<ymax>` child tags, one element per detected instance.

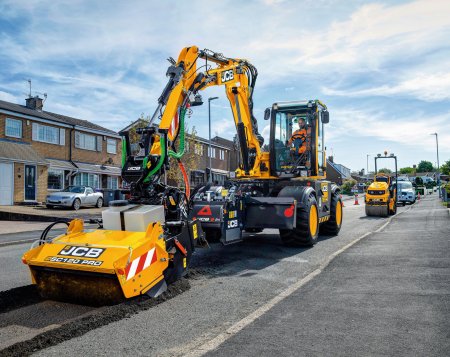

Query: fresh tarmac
<box><xmin>0</xmin><ymin>195</ymin><xmax>448</xmax><ymax>356</ymax></box>
<box><xmin>203</xmin><ymin>195</ymin><xmax>450</xmax><ymax>357</ymax></box>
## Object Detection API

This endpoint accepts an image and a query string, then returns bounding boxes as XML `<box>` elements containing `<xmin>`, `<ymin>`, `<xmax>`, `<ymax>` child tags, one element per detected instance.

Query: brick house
<box><xmin>189</xmin><ymin>135</ymin><xmax>237</xmax><ymax>186</ymax></box>
<box><xmin>0</xmin><ymin>96</ymin><xmax>122</xmax><ymax>205</ymax></box>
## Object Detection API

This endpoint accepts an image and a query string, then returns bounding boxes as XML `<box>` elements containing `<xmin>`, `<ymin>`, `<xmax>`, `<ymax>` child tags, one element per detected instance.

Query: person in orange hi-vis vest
<box><xmin>288</xmin><ymin>117</ymin><xmax>307</xmax><ymax>155</ymax></box>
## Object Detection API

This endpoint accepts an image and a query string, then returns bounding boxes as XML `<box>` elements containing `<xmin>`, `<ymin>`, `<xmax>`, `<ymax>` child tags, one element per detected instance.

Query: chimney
<box><xmin>25</xmin><ymin>95</ymin><xmax>44</xmax><ymax>111</ymax></box>
<box><xmin>328</xmin><ymin>155</ymin><xmax>334</xmax><ymax>163</ymax></box>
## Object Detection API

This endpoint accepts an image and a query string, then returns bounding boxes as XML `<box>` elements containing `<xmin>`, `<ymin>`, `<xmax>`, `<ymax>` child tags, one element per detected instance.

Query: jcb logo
<box><xmin>127</xmin><ymin>166</ymin><xmax>141</xmax><ymax>171</ymax></box>
<box><xmin>221</xmin><ymin>70</ymin><xmax>234</xmax><ymax>83</ymax></box>
<box><xmin>59</xmin><ymin>246</ymin><xmax>105</xmax><ymax>258</ymax></box>
<box><xmin>227</xmin><ymin>219</ymin><xmax>238</xmax><ymax>229</ymax></box>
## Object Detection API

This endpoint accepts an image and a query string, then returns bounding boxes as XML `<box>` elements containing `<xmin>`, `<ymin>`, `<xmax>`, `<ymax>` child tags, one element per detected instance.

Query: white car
<box><xmin>46</xmin><ymin>186</ymin><xmax>104</xmax><ymax>210</ymax></box>
<box><xmin>395</xmin><ymin>181</ymin><xmax>416</xmax><ymax>205</ymax></box>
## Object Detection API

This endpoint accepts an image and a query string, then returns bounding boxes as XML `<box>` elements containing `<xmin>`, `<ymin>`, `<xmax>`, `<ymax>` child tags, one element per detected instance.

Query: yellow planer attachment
<box><xmin>22</xmin><ymin>219</ymin><xmax>171</xmax><ymax>306</ymax></box>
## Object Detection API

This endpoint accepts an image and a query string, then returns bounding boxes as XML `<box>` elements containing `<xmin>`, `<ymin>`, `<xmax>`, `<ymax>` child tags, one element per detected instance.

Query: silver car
<box><xmin>395</xmin><ymin>181</ymin><xmax>416</xmax><ymax>205</ymax></box>
<box><xmin>46</xmin><ymin>186</ymin><xmax>104</xmax><ymax>210</ymax></box>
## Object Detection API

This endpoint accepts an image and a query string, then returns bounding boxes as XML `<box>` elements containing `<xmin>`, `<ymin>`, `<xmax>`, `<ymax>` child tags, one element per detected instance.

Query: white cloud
<box><xmin>327</xmin><ymin>107</ymin><xmax>450</xmax><ymax>152</ymax></box>
<box><xmin>0</xmin><ymin>91</ymin><xmax>17</xmax><ymax>102</ymax></box>
<box><xmin>323</xmin><ymin>71</ymin><xmax>450</xmax><ymax>102</ymax></box>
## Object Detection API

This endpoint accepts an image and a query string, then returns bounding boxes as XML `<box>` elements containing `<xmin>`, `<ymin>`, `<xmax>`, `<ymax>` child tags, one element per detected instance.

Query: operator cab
<box><xmin>268</xmin><ymin>100</ymin><xmax>329</xmax><ymax>178</ymax></box>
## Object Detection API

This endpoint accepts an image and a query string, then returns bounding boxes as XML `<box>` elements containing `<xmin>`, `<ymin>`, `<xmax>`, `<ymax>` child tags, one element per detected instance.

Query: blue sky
<box><xmin>1</xmin><ymin>0</ymin><xmax>449</xmax><ymax>172</ymax></box>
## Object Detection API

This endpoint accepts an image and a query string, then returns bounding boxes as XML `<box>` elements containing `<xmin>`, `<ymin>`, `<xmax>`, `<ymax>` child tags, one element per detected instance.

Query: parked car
<box><xmin>395</xmin><ymin>181</ymin><xmax>416</xmax><ymax>205</ymax></box>
<box><xmin>46</xmin><ymin>186</ymin><xmax>103</xmax><ymax>210</ymax></box>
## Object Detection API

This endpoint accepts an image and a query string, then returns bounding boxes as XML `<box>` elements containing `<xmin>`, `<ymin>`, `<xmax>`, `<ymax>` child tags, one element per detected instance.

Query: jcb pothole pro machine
<box><xmin>365</xmin><ymin>151</ymin><xmax>398</xmax><ymax>217</ymax></box>
<box><xmin>22</xmin><ymin>46</ymin><xmax>342</xmax><ymax>305</ymax></box>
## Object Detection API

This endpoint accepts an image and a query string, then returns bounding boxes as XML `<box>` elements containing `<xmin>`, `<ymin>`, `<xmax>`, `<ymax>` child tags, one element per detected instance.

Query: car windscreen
<box><xmin>62</xmin><ymin>186</ymin><xmax>85</xmax><ymax>193</ymax></box>
<box><xmin>397</xmin><ymin>182</ymin><xmax>412</xmax><ymax>190</ymax></box>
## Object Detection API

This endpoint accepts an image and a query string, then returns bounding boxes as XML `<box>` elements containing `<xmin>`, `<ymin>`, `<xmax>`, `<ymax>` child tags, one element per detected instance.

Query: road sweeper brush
<box><xmin>22</xmin><ymin>202</ymin><xmax>205</xmax><ymax>305</ymax></box>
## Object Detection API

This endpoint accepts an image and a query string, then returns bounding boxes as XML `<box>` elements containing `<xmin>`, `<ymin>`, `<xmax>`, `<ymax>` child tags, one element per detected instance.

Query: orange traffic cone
<box><xmin>354</xmin><ymin>194</ymin><xmax>360</xmax><ymax>205</ymax></box>
<box><xmin>340</xmin><ymin>194</ymin><xmax>345</xmax><ymax>207</ymax></box>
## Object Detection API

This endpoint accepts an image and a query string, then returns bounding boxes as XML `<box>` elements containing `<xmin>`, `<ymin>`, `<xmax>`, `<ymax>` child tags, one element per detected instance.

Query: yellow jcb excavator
<box><xmin>22</xmin><ymin>46</ymin><xmax>342</xmax><ymax>305</ymax></box>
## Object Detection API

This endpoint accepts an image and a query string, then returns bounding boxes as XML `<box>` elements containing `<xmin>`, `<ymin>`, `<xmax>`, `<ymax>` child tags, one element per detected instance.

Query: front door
<box><xmin>24</xmin><ymin>165</ymin><xmax>36</xmax><ymax>201</ymax></box>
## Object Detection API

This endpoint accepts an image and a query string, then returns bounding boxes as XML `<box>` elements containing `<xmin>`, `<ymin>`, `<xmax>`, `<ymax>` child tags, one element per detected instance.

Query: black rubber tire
<box><xmin>96</xmin><ymin>197</ymin><xmax>103</xmax><ymax>208</ymax></box>
<box><xmin>280</xmin><ymin>194</ymin><xmax>319</xmax><ymax>247</ymax></box>
<box><xmin>320</xmin><ymin>194</ymin><xmax>343</xmax><ymax>235</ymax></box>
<box><xmin>365</xmin><ymin>204</ymin><xmax>371</xmax><ymax>216</ymax></box>
<box><xmin>46</xmin><ymin>204</ymin><xmax>53</xmax><ymax>209</ymax></box>
<box><xmin>72</xmin><ymin>198</ymin><xmax>81</xmax><ymax>211</ymax></box>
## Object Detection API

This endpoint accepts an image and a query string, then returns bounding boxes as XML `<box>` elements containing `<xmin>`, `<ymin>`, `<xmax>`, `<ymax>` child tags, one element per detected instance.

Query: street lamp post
<box><xmin>366</xmin><ymin>154</ymin><xmax>370</xmax><ymax>176</ymax></box>
<box><xmin>208</xmin><ymin>97</ymin><xmax>219</xmax><ymax>183</ymax></box>
<box><xmin>430</xmin><ymin>133</ymin><xmax>440</xmax><ymax>197</ymax></box>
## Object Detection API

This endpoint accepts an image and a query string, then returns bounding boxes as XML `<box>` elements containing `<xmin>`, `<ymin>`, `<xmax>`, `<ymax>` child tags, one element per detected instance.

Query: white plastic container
<box><xmin>102</xmin><ymin>204</ymin><xmax>165</xmax><ymax>232</ymax></box>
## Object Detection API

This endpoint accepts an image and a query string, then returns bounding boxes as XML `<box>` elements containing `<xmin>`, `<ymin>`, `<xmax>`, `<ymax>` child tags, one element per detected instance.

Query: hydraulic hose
<box><xmin>144</xmin><ymin>136</ymin><xmax>166</xmax><ymax>183</ymax></box>
<box><xmin>168</xmin><ymin>108</ymin><xmax>186</xmax><ymax>159</ymax></box>
<box><xmin>121</xmin><ymin>138</ymin><xmax>127</xmax><ymax>168</ymax></box>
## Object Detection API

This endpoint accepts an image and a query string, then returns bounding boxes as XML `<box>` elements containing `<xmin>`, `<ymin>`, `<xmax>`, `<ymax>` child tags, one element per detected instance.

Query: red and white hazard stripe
<box><xmin>125</xmin><ymin>247</ymin><xmax>157</xmax><ymax>281</ymax></box>
<box><xmin>168</xmin><ymin>111</ymin><xmax>179</xmax><ymax>139</ymax></box>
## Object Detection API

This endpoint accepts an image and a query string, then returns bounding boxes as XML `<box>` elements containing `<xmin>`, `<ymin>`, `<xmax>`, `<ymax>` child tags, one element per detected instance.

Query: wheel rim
<box><xmin>98</xmin><ymin>199</ymin><xmax>103</xmax><ymax>207</ymax></box>
<box><xmin>309</xmin><ymin>204</ymin><xmax>318</xmax><ymax>236</ymax></box>
<box><xmin>336</xmin><ymin>200</ymin><xmax>342</xmax><ymax>226</ymax></box>
<box><xmin>74</xmin><ymin>200</ymin><xmax>80</xmax><ymax>210</ymax></box>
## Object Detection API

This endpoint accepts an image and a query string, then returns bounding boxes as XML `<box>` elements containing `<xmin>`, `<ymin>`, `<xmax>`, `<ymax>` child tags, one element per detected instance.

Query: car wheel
<box><xmin>72</xmin><ymin>198</ymin><xmax>81</xmax><ymax>210</ymax></box>
<box><xmin>96</xmin><ymin>197</ymin><xmax>103</xmax><ymax>208</ymax></box>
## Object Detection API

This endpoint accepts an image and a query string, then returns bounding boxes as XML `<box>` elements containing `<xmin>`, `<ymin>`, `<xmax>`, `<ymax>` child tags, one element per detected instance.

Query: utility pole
<box><xmin>208</xmin><ymin>97</ymin><xmax>219</xmax><ymax>183</ymax></box>
<box><xmin>430</xmin><ymin>133</ymin><xmax>440</xmax><ymax>197</ymax></box>
<box><xmin>366</xmin><ymin>154</ymin><xmax>370</xmax><ymax>176</ymax></box>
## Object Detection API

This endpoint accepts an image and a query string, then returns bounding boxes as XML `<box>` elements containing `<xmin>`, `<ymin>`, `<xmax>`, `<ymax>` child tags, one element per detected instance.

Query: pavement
<box><xmin>204</xmin><ymin>195</ymin><xmax>450</xmax><ymax>356</ymax></box>
<box><xmin>0</xmin><ymin>204</ymin><xmax>105</xmax><ymax>222</ymax></box>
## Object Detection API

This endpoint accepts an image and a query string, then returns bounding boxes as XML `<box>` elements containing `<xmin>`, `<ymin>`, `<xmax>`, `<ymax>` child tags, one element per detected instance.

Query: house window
<box><xmin>107</xmin><ymin>138</ymin><xmax>117</xmax><ymax>154</ymax></box>
<box><xmin>5</xmin><ymin>118</ymin><xmax>22</xmax><ymax>138</ymax></box>
<box><xmin>107</xmin><ymin>176</ymin><xmax>119</xmax><ymax>189</ymax></box>
<box><xmin>194</xmin><ymin>143</ymin><xmax>203</xmax><ymax>156</ymax></box>
<box><xmin>208</xmin><ymin>147</ymin><xmax>216</xmax><ymax>158</ymax></box>
<box><xmin>48</xmin><ymin>169</ymin><xmax>64</xmax><ymax>190</ymax></box>
<box><xmin>32</xmin><ymin>123</ymin><xmax>65</xmax><ymax>145</ymax></box>
<box><xmin>190</xmin><ymin>170</ymin><xmax>205</xmax><ymax>186</ymax></box>
<box><xmin>73</xmin><ymin>173</ymin><xmax>100</xmax><ymax>188</ymax></box>
<box><xmin>219</xmin><ymin>150</ymin><xmax>225</xmax><ymax>160</ymax></box>
<box><xmin>75</xmin><ymin>131</ymin><xmax>100</xmax><ymax>151</ymax></box>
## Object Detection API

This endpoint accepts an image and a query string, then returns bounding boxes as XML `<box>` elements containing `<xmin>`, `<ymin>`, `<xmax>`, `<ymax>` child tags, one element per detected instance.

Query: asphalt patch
<box><xmin>0</xmin><ymin>285</ymin><xmax>42</xmax><ymax>314</ymax></box>
<box><xmin>0</xmin><ymin>279</ymin><xmax>190</xmax><ymax>357</ymax></box>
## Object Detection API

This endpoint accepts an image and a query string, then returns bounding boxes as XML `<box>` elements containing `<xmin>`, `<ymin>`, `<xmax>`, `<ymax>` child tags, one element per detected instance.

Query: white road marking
<box><xmin>184</xmin><ymin>205</ymin><xmax>413</xmax><ymax>357</ymax></box>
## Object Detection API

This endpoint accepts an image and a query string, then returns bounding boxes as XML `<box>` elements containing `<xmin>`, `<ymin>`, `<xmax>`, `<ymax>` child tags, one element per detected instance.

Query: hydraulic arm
<box><xmin>121</xmin><ymin>46</ymin><xmax>271</xmax><ymax>202</ymax></box>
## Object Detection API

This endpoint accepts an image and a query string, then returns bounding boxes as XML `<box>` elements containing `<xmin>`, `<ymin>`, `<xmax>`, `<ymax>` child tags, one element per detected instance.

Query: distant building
<box><xmin>326</xmin><ymin>156</ymin><xmax>351</xmax><ymax>185</ymax></box>
<box><xmin>0</xmin><ymin>97</ymin><xmax>121</xmax><ymax>205</ymax></box>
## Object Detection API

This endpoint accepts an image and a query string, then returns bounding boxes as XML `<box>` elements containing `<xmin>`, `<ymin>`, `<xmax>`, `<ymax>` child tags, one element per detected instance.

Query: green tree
<box><xmin>378</xmin><ymin>168</ymin><xmax>392</xmax><ymax>174</ymax></box>
<box><xmin>417</xmin><ymin>160</ymin><xmax>434</xmax><ymax>173</ymax></box>
<box><xmin>340</xmin><ymin>179</ymin><xmax>357</xmax><ymax>195</ymax></box>
<box><xmin>399</xmin><ymin>167</ymin><xmax>414</xmax><ymax>174</ymax></box>
<box><xmin>440</xmin><ymin>160</ymin><xmax>450</xmax><ymax>175</ymax></box>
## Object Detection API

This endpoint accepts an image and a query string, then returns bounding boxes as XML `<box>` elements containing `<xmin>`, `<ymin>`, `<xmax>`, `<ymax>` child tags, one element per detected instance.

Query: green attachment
<box><xmin>121</xmin><ymin>138</ymin><xmax>127</xmax><ymax>168</ymax></box>
<box><xmin>143</xmin><ymin>136</ymin><xmax>166</xmax><ymax>183</ymax></box>
<box><xmin>168</xmin><ymin>108</ymin><xmax>186</xmax><ymax>159</ymax></box>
